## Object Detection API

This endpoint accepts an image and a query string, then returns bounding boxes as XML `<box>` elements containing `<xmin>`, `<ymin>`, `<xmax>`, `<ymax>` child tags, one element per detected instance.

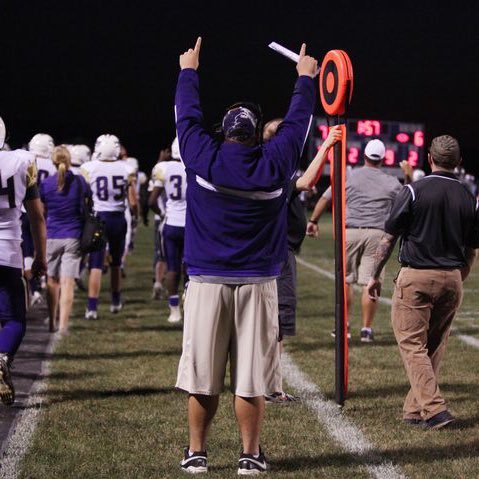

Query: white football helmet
<box><xmin>0</xmin><ymin>116</ymin><xmax>5</xmax><ymax>149</ymax></box>
<box><xmin>69</xmin><ymin>144</ymin><xmax>92</xmax><ymax>166</ymax></box>
<box><xmin>171</xmin><ymin>136</ymin><xmax>181</xmax><ymax>160</ymax></box>
<box><xmin>125</xmin><ymin>157</ymin><xmax>139</xmax><ymax>173</ymax></box>
<box><xmin>29</xmin><ymin>133</ymin><xmax>55</xmax><ymax>158</ymax></box>
<box><xmin>93</xmin><ymin>134</ymin><xmax>120</xmax><ymax>161</ymax></box>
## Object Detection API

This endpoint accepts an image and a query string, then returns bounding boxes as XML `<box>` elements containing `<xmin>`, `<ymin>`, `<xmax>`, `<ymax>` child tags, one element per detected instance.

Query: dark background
<box><xmin>0</xmin><ymin>1</ymin><xmax>478</xmax><ymax>174</ymax></box>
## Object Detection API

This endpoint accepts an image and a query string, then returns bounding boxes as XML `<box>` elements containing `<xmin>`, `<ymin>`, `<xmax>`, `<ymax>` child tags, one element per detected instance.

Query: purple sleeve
<box><xmin>174</xmin><ymin>69</ymin><xmax>218</xmax><ymax>180</ymax></box>
<box><xmin>261</xmin><ymin>76</ymin><xmax>315</xmax><ymax>180</ymax></box>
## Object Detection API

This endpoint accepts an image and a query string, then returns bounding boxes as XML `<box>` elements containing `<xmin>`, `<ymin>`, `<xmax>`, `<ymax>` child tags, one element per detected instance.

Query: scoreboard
<box><xmin>309</xmin><ymin>118</ymin><xmax>425</xmax><ymax>174</ymax></box>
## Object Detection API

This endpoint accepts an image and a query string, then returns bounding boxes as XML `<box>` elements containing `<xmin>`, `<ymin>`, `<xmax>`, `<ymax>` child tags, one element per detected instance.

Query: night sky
<box><xmin>1</xmin><ymin>1</ymin><xmax>478</xmax><ymax>174</ymax></box>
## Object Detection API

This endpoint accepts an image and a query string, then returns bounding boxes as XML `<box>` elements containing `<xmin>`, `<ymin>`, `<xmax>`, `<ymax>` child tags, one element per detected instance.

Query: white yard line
<box><xmin>296</xmin><ymin>256</ymin><xmax>479</xmax><ymax>350</ymax></box>
<box><xmin>282</xmin><ymin>353</ymin><xmax>407</xmax><ymax>479</ymax></box>
<box><xmin>0</xmin><ymin>332</ymin><xmax>59</xmax><ymax>479</ymax></box>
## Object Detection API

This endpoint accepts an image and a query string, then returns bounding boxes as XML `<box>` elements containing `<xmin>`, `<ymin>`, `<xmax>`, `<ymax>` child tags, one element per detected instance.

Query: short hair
<box><xmin>429</xmin><ymin>135</ymin><xmax>461</xmax><ymax>169</ymax></box>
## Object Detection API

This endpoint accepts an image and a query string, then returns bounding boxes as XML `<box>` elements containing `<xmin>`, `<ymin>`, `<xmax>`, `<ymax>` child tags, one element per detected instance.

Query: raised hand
<box><xmin>323</xmin><ymin>125</ymin><xmax>343</xmax><ymax>148</ymax></box>
<box><xmin>296</xmin><ymin>43</ymin><xmax>318</xmax><ymax>78</ymax></box>
<box><xmin>179</xmin><ymin>36</ymin><xmax>202</xmax><ymax>71</ymax></box>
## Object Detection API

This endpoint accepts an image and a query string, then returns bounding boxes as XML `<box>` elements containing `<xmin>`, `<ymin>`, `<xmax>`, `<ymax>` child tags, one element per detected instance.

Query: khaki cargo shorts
<box><xmin>346</xmin><ymin>228</ymin><xmax>385</xmax><ymax>286</ymax></box>
<box><xmin>176</xmin><ymin>280</ymin><xmax>282</xmax><ymax>397</ymax></box>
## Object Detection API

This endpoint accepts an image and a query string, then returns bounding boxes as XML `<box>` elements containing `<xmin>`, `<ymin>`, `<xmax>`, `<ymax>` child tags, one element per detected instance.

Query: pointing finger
<box><xmin>194</xmin><ymin>36</ymin><xmax>202</xmax><ymax>53</ymax></box>
<box><xmin>299</xmin><ymin>43</ymin><xmax>306</xmax><ymax>57</ymax></box>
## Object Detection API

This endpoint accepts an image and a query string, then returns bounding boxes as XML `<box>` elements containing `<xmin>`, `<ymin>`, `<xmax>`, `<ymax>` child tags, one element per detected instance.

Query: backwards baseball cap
<box><xmin>429</xmin><ymin>135</ymin><xmax>461</xmax><ymax>168</ymax></box>
<box><xmin>222</xmin><ymin>107</ymin><xmax>258</xmax><ymax>142</ymax></box>
<box><xmin>364</xmin><ymin>139</ymin><xmax>386</xmax><ymax>161</ymax></box>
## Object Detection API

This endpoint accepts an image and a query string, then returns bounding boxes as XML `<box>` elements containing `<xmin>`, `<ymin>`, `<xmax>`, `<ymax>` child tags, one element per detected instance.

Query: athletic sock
<box><xmin>169</xmin><ymin>295</ymin><xmax>179</xmax><ymax>307</ymax></box>
<box><xmin>87</xmin><ymin>297</ymin><xmax>98</xmax><ymax>311</ymax></box>
<box><xmin>112</xmin><ymin>291</ymin><xmax>121</xmax><ymax>305</ymax></box>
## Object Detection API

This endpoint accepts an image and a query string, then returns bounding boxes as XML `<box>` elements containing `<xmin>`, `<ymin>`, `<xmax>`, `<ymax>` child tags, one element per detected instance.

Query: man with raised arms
<box><xmin>174</xmin><ymin>37</ymin><xmax>317</xmax><ymax>474</ymax></box>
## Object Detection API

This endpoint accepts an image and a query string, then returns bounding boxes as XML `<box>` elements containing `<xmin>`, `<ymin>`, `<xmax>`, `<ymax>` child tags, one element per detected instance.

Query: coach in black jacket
<box><xmin>367</xmin><ymin>135</ymin><xmax>479</xmax><ymax>429</ymax></box>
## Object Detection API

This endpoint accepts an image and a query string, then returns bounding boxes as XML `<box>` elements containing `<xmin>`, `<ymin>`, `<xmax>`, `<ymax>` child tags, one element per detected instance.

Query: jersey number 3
<box><xmin>0</xmin><ymin>173</ymin><xmax>16</xmax><ymax>208</ymax></box>
<box><xmin>169</xmin><ymin>175</ymin><xmax>183</xmax><ymax>200</ymax></box>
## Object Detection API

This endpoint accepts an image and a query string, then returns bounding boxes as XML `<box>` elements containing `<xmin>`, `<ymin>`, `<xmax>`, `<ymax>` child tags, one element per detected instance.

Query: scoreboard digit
<box><xmin>310</xmin><ymin>117</ymin><xmax>425</xmax><ymax>173</ymax></box>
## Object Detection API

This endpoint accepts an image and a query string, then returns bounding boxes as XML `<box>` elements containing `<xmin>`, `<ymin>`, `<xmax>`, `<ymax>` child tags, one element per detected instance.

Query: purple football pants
<box><xmin>0</xmin><ymin>266</ymin><xmax>27</xmax><ymax>357</ymax></box>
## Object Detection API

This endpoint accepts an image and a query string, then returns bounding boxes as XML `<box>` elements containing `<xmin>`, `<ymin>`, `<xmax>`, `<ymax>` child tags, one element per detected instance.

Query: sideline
<box><xmin>0</xmin><ymin>329</ymin><xmax>59</xmax><ymax>479</ymax></box>
<box><xmin>282</xmin><ymin>353</ymin><xmax>407</xmax><ymax>479</ymax></box>
<box><xmin>296</xmin><ymin>256</ymin><xmax>479</xmax><ymax>349</ymax></box>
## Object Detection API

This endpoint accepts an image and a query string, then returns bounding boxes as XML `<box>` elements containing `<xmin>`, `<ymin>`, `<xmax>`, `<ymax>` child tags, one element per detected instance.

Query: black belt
<box><xmin>401</xmin><ymin>264</ymin><xmax>460</xmax><ymax>271</ymax></box>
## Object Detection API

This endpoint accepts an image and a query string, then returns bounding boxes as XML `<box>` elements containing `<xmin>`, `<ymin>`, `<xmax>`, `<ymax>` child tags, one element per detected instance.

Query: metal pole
<box><xmin>334</xmin><ymin>135</ymin><xmax>346</xmax><ymax>406</ymax></box>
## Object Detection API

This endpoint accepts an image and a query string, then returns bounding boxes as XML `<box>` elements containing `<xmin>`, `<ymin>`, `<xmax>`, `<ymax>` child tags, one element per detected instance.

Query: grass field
<box><xmin>17</xmin><ymin>215</ymin><xmax>479</xmax><ymax>479</ymax></box>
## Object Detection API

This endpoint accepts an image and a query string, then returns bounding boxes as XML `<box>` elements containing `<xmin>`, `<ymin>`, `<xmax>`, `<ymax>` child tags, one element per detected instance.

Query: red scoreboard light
<box><xmin>310</xmin><ymin>117</ymin><xmax>425</xmax><ymax>175</ymax></box>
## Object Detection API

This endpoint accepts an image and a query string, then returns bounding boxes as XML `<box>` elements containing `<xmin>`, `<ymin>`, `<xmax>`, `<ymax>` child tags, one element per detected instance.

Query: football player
<box><xmin>150</xmin><ymin>148</ymin><xmax>171</xmax><ymax>300</ymax></box>
<box><xmin>25</xmin><ymin>133</ymin><xmax>56</xmax><ymax>305</ymax></box>
<box><xmin>123</xmin><ymin>156</ymin><xmax>140</xmax><ymax>259</ymax></box>
<box><xmin>68</xmin><ymin>144</ymin><xmax>91</xmax><ymax>175</ymax></box>
<box><xmin>0</xmin><ymin>117</ymin><xmax>47</xmax><ymax>405</ymax></box>
<box><xmin>81</xmin><ymin>134</ymin><xmax>138</xmax><ymax>318</ymax></box>
<box><xmin>148</xmin><ymin>137</ymin><xmax>187</xmax><ymax>323</ymax></box>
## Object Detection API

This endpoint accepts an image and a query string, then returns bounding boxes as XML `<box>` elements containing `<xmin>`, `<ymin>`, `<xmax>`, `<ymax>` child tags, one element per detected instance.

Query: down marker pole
<box><xmin>319</xmin><ymin>50</ymin><xmax>354</xmax><ymax>406</ymax></box>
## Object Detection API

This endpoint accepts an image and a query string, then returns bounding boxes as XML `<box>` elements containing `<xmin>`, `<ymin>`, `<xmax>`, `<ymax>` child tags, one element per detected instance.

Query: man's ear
<box><xmin>427</xmin><ymin>153</ymin><xmax>433</xmax><ymax>168</ymax></box>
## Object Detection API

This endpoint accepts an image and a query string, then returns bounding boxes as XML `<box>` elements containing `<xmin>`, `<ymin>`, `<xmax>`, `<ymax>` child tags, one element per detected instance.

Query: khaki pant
<box><xmin>176</xmin><ymin>280</ymin><xmax>282</xmax><ymax>397</ymax></box>
<box><xmin>391</xmin><ymin>267</ymin><xmax>462</xmax><ymax>420</ymax></box>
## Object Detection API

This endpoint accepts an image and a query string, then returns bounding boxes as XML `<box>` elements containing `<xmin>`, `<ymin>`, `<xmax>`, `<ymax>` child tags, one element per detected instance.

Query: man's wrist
<box><xmin>308</xmin><ymin>219</ymin><xmax>318</xmax><ymax>225</ymax></box>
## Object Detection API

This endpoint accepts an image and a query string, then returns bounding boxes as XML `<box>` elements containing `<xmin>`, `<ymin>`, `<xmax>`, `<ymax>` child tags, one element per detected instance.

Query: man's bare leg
<box><xmin>188</xmin><ymin>394</ymin><xmax>219</xmax><ymax>452</ymax></box>
<box><xmin>234</xmin><ymin>396</ymin><xmax>264</xmax><ymax>454</ymax></box>
<box><xmin>361</xmin><ymin>286</ymin><xmax>378</xmax><ymax>328</ymax></box>
<box><xmin>346</xmin><ymin>283</ymin><xmax>354</xmax><ymax>313</ymax></box>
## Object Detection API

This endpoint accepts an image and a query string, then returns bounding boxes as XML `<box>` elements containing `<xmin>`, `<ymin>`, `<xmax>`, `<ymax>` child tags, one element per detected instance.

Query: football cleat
<box><xmin>0</xmin><ymin>354</ymin><xmax>15</xmax><ymax>406</ymax></box>
<box><xmin>30</xmin><ymin>291</ymin><xmax>44</xmax><ymax>307</ymax></box>
<box><xmin>85</xmin><ymin>309</ymin><xmax>98</xmax><ymax>320</ymax></box>
<box><xmin>110</xmin><ymin>303</ymin><xmax>123</xmax><ymax>314</ymax></box>
<box><xmin>167</xmin><ymin>305</ymin><xmax>182</xmax><ymax>323</ymax></box>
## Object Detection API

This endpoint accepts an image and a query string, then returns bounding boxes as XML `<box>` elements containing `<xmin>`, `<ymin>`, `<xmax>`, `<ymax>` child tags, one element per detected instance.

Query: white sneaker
<box><xmin>110</xmin><ymin>303</ymin><xmax>123</xmax><ymax>314</ymax></box>
<box><xmin>30</xmin><ymin>291</ymin><xmax>43</xmax><ymax>307</ymax></box>
<box><xmin>85</xmin><ymin>309</ymin><xmax>98</xmax><ymax>320</ymax></box>
<box><xmin>167</xmin><ymin>305</ymin><xmax>182</xmax><ymax>323</ymax></box>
